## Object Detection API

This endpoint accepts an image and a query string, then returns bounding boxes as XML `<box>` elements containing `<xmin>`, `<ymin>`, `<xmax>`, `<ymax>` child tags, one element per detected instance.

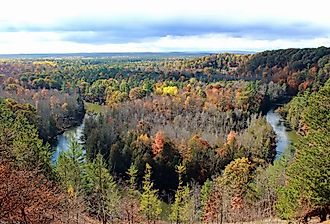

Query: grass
<box><xmin>287</xmin><ymin>130</ymin><xmax>301</xmax><ymax>144</ymax></box>
<box><xmin>85</xmin><ymin>102</ymin><xmax>108</xmax><ymax>114</ymax></box>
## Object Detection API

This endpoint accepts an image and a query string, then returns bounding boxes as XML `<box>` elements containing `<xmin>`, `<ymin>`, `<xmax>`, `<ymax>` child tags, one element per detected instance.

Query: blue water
<box><xmin>52</xmin><ymin>121</ymin><xmax>85</xmax><ymax>162</ymax></box>
<box><xmin>266</xmin><ymin>110</ymin><xmax>291</xmax><ymax>158</ymax></box>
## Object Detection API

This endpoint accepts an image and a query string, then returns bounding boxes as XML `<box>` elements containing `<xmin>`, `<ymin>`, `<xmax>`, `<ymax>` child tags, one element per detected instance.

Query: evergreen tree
<box><xmin>170</xmin><ymin>164</ymin><xmax>192</xmax><ymax>223</ymax></box>
<box><xmin>0</xmin><ymin>99</ymin><xmax>50</xmax><ymax>171</ymax></box>
<box><xmin>55</xmin><ymin>138</ymin><xmax>86</xmax><ymax>221</ymax></box>
<box><xmin>140</xmin><ymin>163</ymin><xmax>162</xmax><ymax>224</ymax></box>
<box><xmin>124</xmin><ymin>163</ymin><xmax>141</xmax><ymax>224</ymax></box>
<box><xmin>56</xmin><ymin>138</ymin><xmax>85</xmax><ymax>196</ymax></box>
<box><xmin>85</xmin><ymin>153</ymin><xmax>120</xmax><ymax>224</ymax></box>
<box><xmin>127</xmin><ymin>163</ymin><xmax>139</xmax><ymax>193</ymax></box>
<box><xmin>200</xmin><ymin>179</ymin><xmax>212</xmax><ymax>218</ymax></box>
<box><xmin>277</xmin><ymin>131</ymin><xmax>330</xmax><ymax>221</ymax></box>
<box><xmin>277</xmin><ymin>79</ymin><xmax>330</xmax><ymax>221</ymax></box>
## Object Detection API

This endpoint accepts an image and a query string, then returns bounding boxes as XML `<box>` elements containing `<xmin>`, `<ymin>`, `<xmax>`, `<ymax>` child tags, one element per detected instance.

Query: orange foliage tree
<box><xmin>0</xmin><ymin>162</ymin><xmax>65</xmax><ymax>223</ymax></box>
<box><xmin>152</xmin><ymin>131</ymin><xmax>165</xmax><ymax>157</ymax></box>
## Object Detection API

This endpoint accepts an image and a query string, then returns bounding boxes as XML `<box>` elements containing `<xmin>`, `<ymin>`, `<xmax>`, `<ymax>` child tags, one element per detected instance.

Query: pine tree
<box><xmin>56</xmin><ymin>138</ymin><xmax>86</xmax><ymax>222</ymax></box>
<box><xmin>140</xmin><ymin>163</ymin><xmax>162</xmax><ymax>224</ymax></box>
<box><xmin>124</xmin><ymin>163</ymin><xmax>141</xmax><ymax>224</ymax></box>
<box><xmin>127</xmin><ymin>163</ymin><xmax>138</xmax><ymax>193</ymax></box>
<box><xmin>277</xmin><ymin>130</ymin><xmax>330</xmax><ymax>221</ymax></box>
<box><xmin>200</xmin><ymin>179</ymin><xmax>212</xmax><ymax>218</ymax></box>
<box><xmin>0</xmin><ymin>99</ymin><xmax>50</xmax><ymax>171</ymax></box>
<box><xmin>85</xmin><ymin>153</ymin><xmax>120</xmax><ymax>224</ymax></box>
<box><xmin>170</xmin><ymin>164</ymin><xmax>193</xmax><ymax>224</ymax></box>
<box><xmin>277</xmin><ymin>79</ymin><xmax>330</xmax><ymax>221</ymax></box>
<box><xmin>56</xmin><ymin>137</ymin><xmax>85</xmax><ymax>196</ymax></box>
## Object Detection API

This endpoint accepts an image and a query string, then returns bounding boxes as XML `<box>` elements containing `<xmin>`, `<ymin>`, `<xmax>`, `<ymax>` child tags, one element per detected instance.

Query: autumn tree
<box><xmin>151</xmin><ymin>131</ymin><xmax>165</xmax><ymax>156</ymax></box>
<box><xmin>0</xmin><ymin>162</ymin><xmax>65</xmax><ymax>223</ymax></box>
<box><xmin>222</xmin><ymin>157</ymin><xmax>254</xmax><ymax>213</ymax></box>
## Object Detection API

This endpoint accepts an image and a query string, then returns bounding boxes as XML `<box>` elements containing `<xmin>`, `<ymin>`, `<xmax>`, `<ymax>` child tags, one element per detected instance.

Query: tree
<box><xmin>0</xmin><ymin>162</ymin><xmax>64</xmax><ymax>223</ymax></box>
<box><xmin>85</xmin><ymin>153</ymin><xmax>120</xmax><ymax>224</ymax></box>
<box><xmin>277</xmin><ymin>79</ymin><xmax>330</xmax><ymax>222</ymax></box>
<box><xmin>222</xmin><ymin>157</ymin><xmax>254</xmax><ymax>210</ymax></box>
<box><xmin>0</xmin><ymin>99</ymin><xmax>51</xmax><ymax>171</ymax></box>
<box><xmin>236</xmin><ymin>116</ymin><xmax>276</xmax><ymax>164</ymax></box>
<box><xmin>170</xmin><ymin>164</ymin><xmax>192</xmax><ymax>223</ymax></box>
<box><xmin>129</xmin><ymin>87</ymin><xmax>147</xmax><ymax>100</ymax></box>
<box><xmin>56</xmin><ymin>138</ymin><xmax>86</xmax><ymax>222</ymax></box>
<box><xmin>140</xmin><ymin>163</ymin><xmax>162</xmax><ymax>223</ymax></box>
<box><xmin>200</xmin><ymin>179</ymin><xmax>212</xmax><ymax>218</ymax></box>
<box><xmin>151</xmin><ymin>131</ymin><xmax>165</xmax><ymax>156</ymax></box>
<box><xmin>122</xmin><ymin>164</ymin><xmax>141</xmax><ymax>224</ymax></box>
<box><xmin>203</xmin><ymin>178</ymin><xmax>225</xmax><ymax>223</ymax></box>
<box><xmin>277</xmin><ymin>131</ymin><xmax>330</xmax><ymax>221</ymax></box>
<box><xmin>56</xmin><ymin>138</ymin><xmax>85</xmax><ymax>196</ymax></box>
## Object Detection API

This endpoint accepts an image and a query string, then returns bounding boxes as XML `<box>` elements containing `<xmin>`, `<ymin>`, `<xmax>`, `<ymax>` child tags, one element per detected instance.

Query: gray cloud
<box><xmin>1</xmin><ymin>18</ymin><xmax>329</xmax><ymax>45</ymax></box>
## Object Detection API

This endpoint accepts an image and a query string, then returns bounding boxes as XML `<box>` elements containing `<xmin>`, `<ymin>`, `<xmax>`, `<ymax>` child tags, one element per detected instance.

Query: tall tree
<box><xmin>85</xmin><ymin>153</ymin><xmax>120</xmax><ymax>224</ymax></box>
<box><xmin>140</xmin><ymin>163</ymin><xmax>162</xmax><ymax>224</ymax></box>
<box><xmin>56</xmin><ymin>138</ymin><xmax>85</xmax><ymax>196</ymax></box>
<box><xmin>123</xmin><ymin>164</ymin><xmax>141</xmax><ymax>224</ymax></box>
<box><xmin>170</xmin><ymin>164</ymin><xmax>192</xmax><ymax>224</ymax></box>
<box><xmin>56</xmin><ymin>138</ymin><xmax>86</xmax><ymax>222</ymax></box>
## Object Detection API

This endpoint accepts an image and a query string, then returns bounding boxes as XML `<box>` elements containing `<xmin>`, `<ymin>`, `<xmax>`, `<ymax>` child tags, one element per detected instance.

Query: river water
<box><xmin>265</xmin><ymin>110</ymin><xmax>292</xmax><ymax>158</ymax></box>
<box><xmin>52</xmin><ymin>121</ymin><xmax>85</xmax><ymax>162</ymax></box>
<box><xmin>53</xmin><ymin>110</ymin><xmax>294</xmax><ymax>161</ymax></box>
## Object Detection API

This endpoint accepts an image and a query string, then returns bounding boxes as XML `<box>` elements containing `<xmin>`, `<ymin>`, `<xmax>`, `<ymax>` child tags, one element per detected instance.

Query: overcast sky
<box><xmin>1</xmin><ymin>0</ymin><xmax>330</xmax><ymax>53</ymax></box>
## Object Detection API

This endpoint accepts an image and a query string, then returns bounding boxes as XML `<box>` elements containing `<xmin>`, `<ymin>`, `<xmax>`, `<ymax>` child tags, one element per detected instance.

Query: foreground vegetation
<box><xmin>0</xmin><ymin>47</ymin><xmax>329</xmax><ymax>223</ymax></box>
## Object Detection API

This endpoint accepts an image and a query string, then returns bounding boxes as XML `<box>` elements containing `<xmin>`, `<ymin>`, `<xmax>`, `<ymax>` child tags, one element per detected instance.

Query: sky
<box><xmin>1</xmin><ymin>0</ymin><xmax>330</xmax><ymax>54</ymax></box>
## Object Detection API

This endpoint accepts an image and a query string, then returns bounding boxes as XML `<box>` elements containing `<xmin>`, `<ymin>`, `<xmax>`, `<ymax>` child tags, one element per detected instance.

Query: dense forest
<box><xmin>0</xmin><ymin>47</ymin><xmax>329</xmax><ymax>223</ymax></box>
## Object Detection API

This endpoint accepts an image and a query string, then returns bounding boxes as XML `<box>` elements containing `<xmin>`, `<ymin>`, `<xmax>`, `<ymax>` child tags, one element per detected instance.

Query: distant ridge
<box><xmin>0</xmin><ymin>51</ymin><xmax>254</xmax><ymax>59</ymax></box>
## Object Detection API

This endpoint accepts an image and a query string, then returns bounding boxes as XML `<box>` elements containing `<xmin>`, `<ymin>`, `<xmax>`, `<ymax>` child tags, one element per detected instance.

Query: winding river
<box><xmin>53</xmin><ymin>110</ymin><xmax>296</xmax><ymax>162</ymax></box>
<box><xmin>52</xmin><ymin>120</ymin><xmax>85</xmax><ymax>162</ymax></box>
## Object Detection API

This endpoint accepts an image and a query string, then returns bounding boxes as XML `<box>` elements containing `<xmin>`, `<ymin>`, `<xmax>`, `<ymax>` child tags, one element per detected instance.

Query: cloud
<box><xmin>4</xmin><ymin>19</ymin><xmax>326</xmax><ymax>45</ymax></box>
<box><xmin>0</xmin><ymin>0</ymin><xmax>330</xmax><ymax>53</ymax></box>
<box><xmin>58</xmin><ymin>20</ymin><xmax>329</xmax><ymax>44</ymax></box>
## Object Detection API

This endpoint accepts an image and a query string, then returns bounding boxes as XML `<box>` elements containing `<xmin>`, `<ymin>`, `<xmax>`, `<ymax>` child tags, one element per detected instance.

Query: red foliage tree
<box><xmin>0</xmin><ymin>162</ymin><xmax>65</xmax><ymax>223</ymax></box>
<box><xmin>152</xmin><ymin>131</ymin><xmax>165</xmax><ymax>156</ymax></box>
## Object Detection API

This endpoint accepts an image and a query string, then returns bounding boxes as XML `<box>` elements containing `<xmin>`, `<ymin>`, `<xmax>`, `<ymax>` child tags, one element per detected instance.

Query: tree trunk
<box><xmin>320</xmin><ymin>209</ymin><xmax>327</xmax><ymax>222</ymax></box>
<box><xmin>21</xmin><ymin>208</ymin><xmax>28</xmax><ymax>224</ymax></box>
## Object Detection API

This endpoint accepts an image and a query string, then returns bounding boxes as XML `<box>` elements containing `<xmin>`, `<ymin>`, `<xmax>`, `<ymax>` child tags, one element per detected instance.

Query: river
<box><xmin>266</xmin><ymin>110</ymin><xmax>292</xmax><ymax>158</ymax></box>
<box><xmin>52</xmin><ymin>120</ymin><xmax>85</xmax><ymax>162</ymax></box>
<box><xmin>53</xmin><ymin>110</ymin><xmax>296</xmax><ymax>161</ymax></box>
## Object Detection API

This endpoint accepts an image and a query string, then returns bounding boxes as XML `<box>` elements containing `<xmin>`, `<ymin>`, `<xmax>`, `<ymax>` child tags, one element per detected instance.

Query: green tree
<box><xmin>200</xmin><ymin>179</ymin><xmax>212</xmax><ymax>218</ymax></box>
<box><xmin>170</xmin><ymin>164</ymin><xmax>191</xmax><ymax>223</ymax></box>
<box><xmin>124</xmin><ymin>164</ymin><xmax>141</xmax><ymax>224</ymax></box>
<box><xmin>276</xmin><ymin>79</ymin><xmax>330</xmax><ymax>221</ymax></box>
<box><xmin>0</xmin><ymin>99</ymin><xmax>50</xmax><ymax>171</ymax></box>
<box><xmin>56</xmin><ymin>138</ymin><xmax>85</xmax><ymax>196</ymax></box>
<box><xmin>85</xmin><ymin>153</ymin><xmax>120</xmax><ymax>224</ymax></box>
<box><xmin>127</xmin><ymin>163</ymin><xmax>139</xmax><ymax>194</ymax></box>
<box><xmin>140</xmin><ymin>163</ymin><xmax>162</xmax><ymax>224</ymax></box>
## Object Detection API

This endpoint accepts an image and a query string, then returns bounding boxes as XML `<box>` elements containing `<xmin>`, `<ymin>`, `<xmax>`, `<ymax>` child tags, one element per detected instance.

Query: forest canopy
<box><xmin>0</xmin><ymin>47</ymin><xmax>329</xmax><ymax>223</ymax></box>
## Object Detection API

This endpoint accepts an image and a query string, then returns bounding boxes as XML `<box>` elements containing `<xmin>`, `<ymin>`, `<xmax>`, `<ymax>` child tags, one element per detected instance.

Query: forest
<box><xmin>0</xmin><ymin>47</ymin><xmax>329</xmax><ymax>223</ymax></box>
